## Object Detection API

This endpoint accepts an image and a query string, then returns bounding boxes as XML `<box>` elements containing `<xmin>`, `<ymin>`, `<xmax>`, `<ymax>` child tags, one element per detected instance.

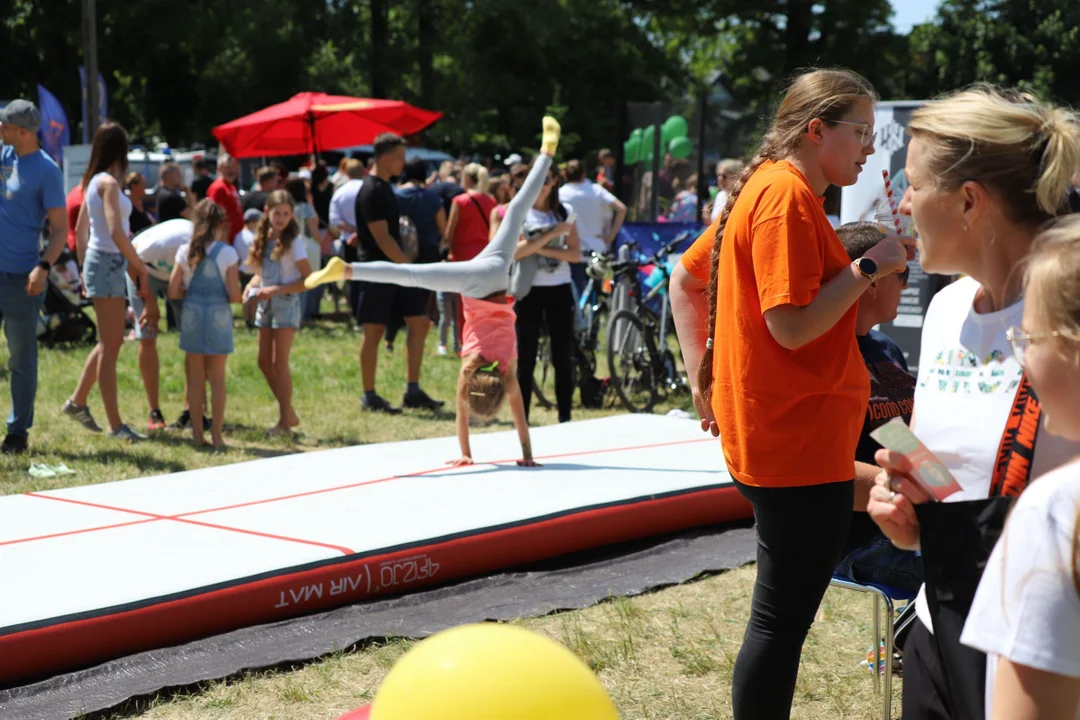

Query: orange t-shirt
<box><xmin>684</xmin><ymin>160</ymin><xmax>868</xmax><ymax>487</ymax></box>
<box><xmin>681</xmin><ymin>215</ymin><xmax>721</xmax><ymax>284</ymax></box>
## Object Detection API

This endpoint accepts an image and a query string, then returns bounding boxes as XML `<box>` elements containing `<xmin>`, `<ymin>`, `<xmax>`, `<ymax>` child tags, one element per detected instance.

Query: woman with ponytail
<box><xmin>670</xmin><ymin>68</ymin><xmax>913</xmax><ymax>719</ymax></box>
<box><xmin>862</xmin><ymin>86</ymin><xmax>1080</xmax><ymax>720</ymax></box>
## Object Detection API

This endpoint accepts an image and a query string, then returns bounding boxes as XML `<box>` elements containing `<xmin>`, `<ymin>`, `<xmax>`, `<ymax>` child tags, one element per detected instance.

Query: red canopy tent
<box><xmin>212</xmin><ymin>92</ymin><xmax>443</xmax><ymax>159</ymax></box>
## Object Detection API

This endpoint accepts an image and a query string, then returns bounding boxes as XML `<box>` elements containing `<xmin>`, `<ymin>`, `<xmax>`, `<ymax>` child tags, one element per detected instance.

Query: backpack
<box><xmin>399</xmin><ymin>214</ymin><xmax>420</xmax><ymax>262</ymax></box>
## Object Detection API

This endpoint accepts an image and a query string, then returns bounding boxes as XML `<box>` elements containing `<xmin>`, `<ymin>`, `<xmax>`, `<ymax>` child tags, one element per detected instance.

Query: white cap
<box><xmin>504</xmin><ymin>153</ymin><xmax>523</xmax><ymax>166</ymax></box>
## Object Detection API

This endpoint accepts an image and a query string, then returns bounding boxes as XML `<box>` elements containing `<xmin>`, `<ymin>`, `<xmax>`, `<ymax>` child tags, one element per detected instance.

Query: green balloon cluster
<box><xmin>623</xmin><ymin>114</ymin><xmax>693</xmax><ymax>165</ymax></box>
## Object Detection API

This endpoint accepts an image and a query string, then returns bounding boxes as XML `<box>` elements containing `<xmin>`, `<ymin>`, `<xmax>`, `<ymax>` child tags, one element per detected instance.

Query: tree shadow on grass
<box><xmin>44</xmin><ymin>448</ymin><xmax>187</xmax><ymax>475</ymax></box>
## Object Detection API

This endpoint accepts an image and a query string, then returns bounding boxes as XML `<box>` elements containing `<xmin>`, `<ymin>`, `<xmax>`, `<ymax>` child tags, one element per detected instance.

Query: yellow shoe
<box><xmin>541</xmin><ymin>116</ymin><xmax>561</xmax><ymax>156</ymax></box>
<box><xmin>305</xmin><ymin>256</ymin><xmax>347</xmax><ymax>289</ymax></box>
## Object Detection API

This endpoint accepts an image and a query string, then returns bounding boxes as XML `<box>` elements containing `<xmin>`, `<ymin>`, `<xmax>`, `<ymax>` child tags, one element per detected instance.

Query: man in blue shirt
<box><xmin>834</xmin><ymin>221</ymin><xmax>923</xmax><ymax>594</ymax></box>
<box><xmin>0</xmin><ymin>99</ymin><xmax>68</xmax><ymax>454</ymax></box>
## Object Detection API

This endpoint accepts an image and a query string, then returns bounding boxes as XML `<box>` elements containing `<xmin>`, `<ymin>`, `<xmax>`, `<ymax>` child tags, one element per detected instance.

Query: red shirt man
<box><xmin>206</xmin><ymin>155</ymin><xmax>244</xmax><ymax>239</ymax></box>
<box><xmin>65</xmin><ymin>184</ymin><xmax>84</xmax><ymax>253</ymax></box>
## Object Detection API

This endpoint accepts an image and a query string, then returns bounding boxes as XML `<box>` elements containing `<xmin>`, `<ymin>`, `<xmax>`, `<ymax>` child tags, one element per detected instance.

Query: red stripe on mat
<box><xmin>12</xmin><ymin>437</ymin><xmax>717</xmax><ymax>548</ymax></box>
<box><xmin>0</xmin><ymin>518</ymin><xmax>159</xmax><ymax>547</ymax></box>
<box><xmin>174</xmin><ymin>436</ymin><xmax>715</xmax><ymax>518</ymax></box>
<box><xmin>21</xmin><ymin>494</ymin><xmax>354</xmax><ymax>555</ymax></box>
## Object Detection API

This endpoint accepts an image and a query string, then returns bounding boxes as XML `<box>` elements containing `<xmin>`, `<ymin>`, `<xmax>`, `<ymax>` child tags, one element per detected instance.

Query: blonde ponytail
<box><xmin>1037</xmin><ymin>107</ymin><xmax>1080</xmax><ymax>216</ymax></box>
<box><xmin>463</xmin><ymin>163</ymin><xmax>490</xmax><ymax>194</ymax></box>
<box><xmin>908</xmin><ymin>85</ymin><xmax>1080</xmax><ymax>225</ymax></box>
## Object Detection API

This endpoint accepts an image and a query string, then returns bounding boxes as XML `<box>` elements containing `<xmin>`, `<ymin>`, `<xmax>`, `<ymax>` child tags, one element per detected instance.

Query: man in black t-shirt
<box><xmin>190</xmin><ymin>159</ymin><xmax>213</xmax><ymax>201</ymax></box>
<box><xmin>834</xmin><ymin>222</ymin><xmax>923</xmax><ymax>594</ymax></box>
<box><xmin>353</xmin><ymin>133</ymin><xmax>444</xmax><ymax>414</ymax></box>
<box><xmin>154</xmin><ymin>162</ymin><xmax>191</xmax><ymax>222</ymax></box>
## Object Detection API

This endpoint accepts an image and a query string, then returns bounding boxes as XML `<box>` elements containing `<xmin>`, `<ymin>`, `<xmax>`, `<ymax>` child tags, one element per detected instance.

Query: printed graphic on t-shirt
<box><xmin>921</xmin><ymin>347</ymin><xmax>1021</xmax><ymax>395</ymax></box>
<box><xmin>1</xmin><ymin>164</ymin><xmax>16</xmax><ymax>199</ymax></box>
<box><xmin>866</xmin><ymin>360</ymin><xmax>916</xmax><ymax>423</ymax></box>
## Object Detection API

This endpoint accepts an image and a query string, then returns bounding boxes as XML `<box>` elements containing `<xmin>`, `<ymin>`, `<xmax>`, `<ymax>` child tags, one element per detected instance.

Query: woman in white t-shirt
<box><xmin>241</xmin><ymin>190</ymin><xmax>312</xmax><ymax>436</ymax></box>
<box><xmin>511</xmin><ymin>159</ymin><xmax>581</xmax><ymax>424</ymax></box>
<box><xmin>961</xmin><ymin>219</ymin><xmax>1080</xmax><ymax>719</ymax></box>
<box><xmin>65</xmin><ymin>123</ymin><xmax>151</xmax><ymax>443</ymax></box>
<box><xmin>866</xmin><ymin>87</ymin><xmax>1080</xmax><ymax>720</ymax></box>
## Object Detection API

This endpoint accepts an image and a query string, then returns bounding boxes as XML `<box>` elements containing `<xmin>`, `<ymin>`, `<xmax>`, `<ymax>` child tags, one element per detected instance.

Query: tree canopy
<box><xmin>1</xmin><ymin>0</ymin><xmax>1077</xmax><ymax>159</ymax></box>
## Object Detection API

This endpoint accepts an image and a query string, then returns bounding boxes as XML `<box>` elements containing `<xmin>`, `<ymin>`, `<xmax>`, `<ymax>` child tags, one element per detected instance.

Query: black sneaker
<box><xmin>403</xmin><ymin>389</ymin><xmax>446</xmax><ymax>411</ymax></box>
<box><xmin>362</xmin><ymin>394</ymin><xmax>402</xmax><ymax>415</ymax></box>
<box><xmin>170</xmin><ymin>411</ymin><xmax>212</xmax><ymax>430</ymax></box>
<box><xmin>1</xmin><ymin>433</ymin><xmax>28</xmax><ymax>455</ymax></box>
<box><xmin>148</xmin><ymin>409</ymin><xmax>167</xmax><ymax>432</ymax></box>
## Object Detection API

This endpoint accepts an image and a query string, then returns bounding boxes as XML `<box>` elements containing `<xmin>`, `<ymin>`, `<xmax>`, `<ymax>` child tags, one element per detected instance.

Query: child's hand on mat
<box><xmin>447</xmin><ymin>456</ymin><xmax>474</xmax><ymax>467</ymax></box>
<box><xmin>866</xmin><ymin>451</ymin><xmax>925</xmax><ymax>551</ymax></box>
<box><xmin>516</xmin><ymin>458</ymin><xmax>542</xmax><ymax>468</ymax></box>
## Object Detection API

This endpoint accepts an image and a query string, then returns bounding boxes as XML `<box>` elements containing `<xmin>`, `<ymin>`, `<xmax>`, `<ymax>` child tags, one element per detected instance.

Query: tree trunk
<box><xmin>417</xmin><ymin>0</ymin><xmax>434</xmax><ymax>107</ymax></box>
<box><xmin>784</xmin><ymin>0</ymin><xmax>814</xmax><ymax>76</ymax></box>
<box><xmin>370</xmin><ymin>0</ymin><xmax>388</xmax><ymax>99</ymax></box>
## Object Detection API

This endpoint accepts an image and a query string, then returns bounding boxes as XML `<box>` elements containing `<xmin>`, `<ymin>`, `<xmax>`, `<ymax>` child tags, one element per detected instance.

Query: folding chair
<box><xmin>829</xmin><ymin>575</ymin><xmax>917</xmax><ymax>720</ymax></box>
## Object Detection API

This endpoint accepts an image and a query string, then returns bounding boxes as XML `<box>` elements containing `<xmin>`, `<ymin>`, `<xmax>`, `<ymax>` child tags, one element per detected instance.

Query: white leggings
<box><xmin>349</xmin><ymin>154</ymin><xmax>552</xmax><ymax>299</ymax></box>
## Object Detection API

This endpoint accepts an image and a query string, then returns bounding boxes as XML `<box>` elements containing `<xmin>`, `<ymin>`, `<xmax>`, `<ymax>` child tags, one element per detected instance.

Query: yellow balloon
<box><xmin>370</xmin><ymin>624</ymin><xmax>620</xmax><ymax>720</ymax></box>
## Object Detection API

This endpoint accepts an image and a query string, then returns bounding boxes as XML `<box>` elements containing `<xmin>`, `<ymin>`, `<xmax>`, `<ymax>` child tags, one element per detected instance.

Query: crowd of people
<box><xmin>4</xmin><ymin>66</ymin><xmax>1080</xmax><ymax>720</ymax></box>
<box><xmin>0</xmin><ymin>100</ymin><xmax>627</xmax><ymax>456</ymax></box>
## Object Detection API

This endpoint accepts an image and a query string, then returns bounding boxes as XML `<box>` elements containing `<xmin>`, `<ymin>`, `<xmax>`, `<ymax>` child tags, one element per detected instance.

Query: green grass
<box><xmin>1</xmin><ymin>306</ymin><xmax>902</xmax><ymax>719</ymax></box>
<box><xmin>1</xmin><ymin>304</ymin><xmax>675</xmax><ymax>492</ymax></box>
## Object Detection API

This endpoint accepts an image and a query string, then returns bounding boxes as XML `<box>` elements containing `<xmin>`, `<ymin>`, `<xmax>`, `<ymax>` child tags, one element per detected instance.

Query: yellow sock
<box><xmin>541</xmin><ymin>116</ymin><xmax>561</xmax><ymax>156</ymax></box>
<box><xmin>304</xmin><ymin>256</ymin><xmax>347</xmax><ymax>289</ymax></box>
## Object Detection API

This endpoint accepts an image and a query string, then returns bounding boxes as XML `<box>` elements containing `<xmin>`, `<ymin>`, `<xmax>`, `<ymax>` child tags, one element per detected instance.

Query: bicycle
<box><xmin>532</xmin><ymin>251</ymin><xmax>613</xmax><ymax>410</ymax></box>
<box><xmin>606</xmin><ymin>231</ymin><xmax>693</xmax><ymax>413</ymax></box>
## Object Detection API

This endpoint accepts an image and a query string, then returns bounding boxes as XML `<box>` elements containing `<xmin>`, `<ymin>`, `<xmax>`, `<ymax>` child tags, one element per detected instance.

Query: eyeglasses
<box><xmin>831</xmin><ymin>120</ymin><xmax>877</xmax><ymax>148</ymax></box>
<box><xmin>1005</xmin><ymin>326</ymin><xmax>1062</xmax><ymax>367</ymax></box>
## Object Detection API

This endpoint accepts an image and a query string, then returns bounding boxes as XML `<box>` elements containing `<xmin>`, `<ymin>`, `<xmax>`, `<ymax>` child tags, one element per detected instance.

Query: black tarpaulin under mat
<box><xmin>0</xmin><ymin>522</ymin><xmax>756</xmax><ymax>720</ymax></box>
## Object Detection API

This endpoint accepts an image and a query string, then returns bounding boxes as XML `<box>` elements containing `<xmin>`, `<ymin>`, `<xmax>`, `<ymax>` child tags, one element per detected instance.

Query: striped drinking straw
<box><xmin>881</xmin><ymin>169</ymin><xmax>903</xmax><ymax>235</ymax></box>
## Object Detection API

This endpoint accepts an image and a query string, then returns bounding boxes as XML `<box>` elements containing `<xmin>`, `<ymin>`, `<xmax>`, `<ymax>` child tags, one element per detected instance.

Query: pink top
<box><xmin>460</xmin><ymin>296</ymin><xmax>517</xmax><ymax>373</ymax></box>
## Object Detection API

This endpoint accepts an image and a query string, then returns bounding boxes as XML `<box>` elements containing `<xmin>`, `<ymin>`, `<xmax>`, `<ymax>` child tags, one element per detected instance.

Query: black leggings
<box><xmin>732</xmin><ymin>478</ymin><xmax>854</xmax><ymax>720</ymax></box>
<box><xmin>515</xmin><ymin>283</ymin><xmax>575</xmax><ymax>423</ymax></box>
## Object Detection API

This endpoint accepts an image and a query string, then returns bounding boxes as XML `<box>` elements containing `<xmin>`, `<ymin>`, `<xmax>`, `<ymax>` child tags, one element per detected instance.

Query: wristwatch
<box><xmin>854</xmin><ymin>257</ymin><xmax>878</xmax><ymax>281</ymax></box>
<box><xmin>37</xmin><ymin>260</ymin><xmax>51</xmax><ymax>272</ymax></box>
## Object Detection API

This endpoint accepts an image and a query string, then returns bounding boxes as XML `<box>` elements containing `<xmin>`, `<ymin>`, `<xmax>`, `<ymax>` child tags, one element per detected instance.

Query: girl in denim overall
<box><xmin>168</xmin><ymin>200</ymin><xmax>241</xmax><ymax>449</ymax></box>
<box><xmin>243</xmin><ymin>190</ymin><xmax>312</xmax><ymax>437</ymax></box>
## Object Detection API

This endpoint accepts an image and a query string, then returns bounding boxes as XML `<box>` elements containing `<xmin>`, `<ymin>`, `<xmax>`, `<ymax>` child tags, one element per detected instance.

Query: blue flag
<box><xmin>36</xmin><ymin>84</ymin><xmax>70</xmax><ymax>165</ymax></box>
<box><xmin>78</xmin><ymin>66</ymin><xmax>109</xmax><ymax>143</ymax></box>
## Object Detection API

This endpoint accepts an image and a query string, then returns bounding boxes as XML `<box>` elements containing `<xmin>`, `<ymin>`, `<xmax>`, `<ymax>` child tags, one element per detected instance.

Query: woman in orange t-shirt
<box><xmin>671</xmin><ymin>69</ymin><xmax>913</xmax><ymax>719</ymax></box>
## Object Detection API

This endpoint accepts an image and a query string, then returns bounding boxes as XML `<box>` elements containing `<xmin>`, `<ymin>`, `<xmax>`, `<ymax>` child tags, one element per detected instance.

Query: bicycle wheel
<box><xmin>606</xmin><ymin>309</ymin><xmax>658</xmax><ymax>413</ymax></box>
<box><xmin>532</xmin><ymin>331</ymin><xmax>555</xmax><ymax>409</ymax></box>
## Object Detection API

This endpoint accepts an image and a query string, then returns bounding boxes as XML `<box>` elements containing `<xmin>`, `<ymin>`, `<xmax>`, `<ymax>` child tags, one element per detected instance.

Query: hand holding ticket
<box><xmin>870</xmin><ymin>417</ymin><xmax>962</xmax><ymax>502</ymax></box>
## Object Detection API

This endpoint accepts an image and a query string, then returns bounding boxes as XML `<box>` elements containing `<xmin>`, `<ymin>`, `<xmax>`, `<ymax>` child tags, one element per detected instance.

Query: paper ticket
<box><xmin>870</xmin><ymin>417</ymin><xmax>962</xmax><ymax>502</ymax></box>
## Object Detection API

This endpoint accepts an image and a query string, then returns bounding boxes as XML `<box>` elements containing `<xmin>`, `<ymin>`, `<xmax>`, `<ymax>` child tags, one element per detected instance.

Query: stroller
<box><xmin>38</xmin><ymin>251</ymin><xmax>97</xmax><ymax>347</ymax></box>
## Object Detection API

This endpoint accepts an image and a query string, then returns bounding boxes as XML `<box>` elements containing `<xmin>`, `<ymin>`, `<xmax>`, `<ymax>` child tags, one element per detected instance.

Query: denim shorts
<box><xmin>255</xmin><ymin>293</ymin><xmax>301</xmax><ymax>330</ymax></box>
<box><xmin>125</xmin><ymin>274</ymin><xmax>183</xmax><ymax>340</ymax></box>
<box><xmin>84</xmin><ymin>248</ymin><xmax>128</xmax><ymax>299</ymax></box>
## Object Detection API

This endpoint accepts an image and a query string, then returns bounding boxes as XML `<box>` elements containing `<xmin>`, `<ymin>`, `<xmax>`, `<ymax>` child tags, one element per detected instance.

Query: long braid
<box><xmin>697</xmin><ymin>137</ymin><xmax>782</xmax><ymax>405</ymax></box>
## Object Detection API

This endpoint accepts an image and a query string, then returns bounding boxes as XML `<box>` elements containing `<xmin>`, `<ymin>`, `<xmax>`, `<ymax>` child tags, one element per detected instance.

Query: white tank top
<box><xmin>86</xmin><ymin>172</ymin><xmax>132</xmax><ymax>254</ymax></box>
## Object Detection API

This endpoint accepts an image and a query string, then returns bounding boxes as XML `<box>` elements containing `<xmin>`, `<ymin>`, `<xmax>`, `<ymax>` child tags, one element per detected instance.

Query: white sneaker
<box><xmin>109</xmin><ymin>423</ymin><xmax>148</xmax><ymax>442</ymax></box>
<box><xmin>436</xmin><ymin>345</ymin><xmax>448</xmax><ymax>356</ymax></box>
